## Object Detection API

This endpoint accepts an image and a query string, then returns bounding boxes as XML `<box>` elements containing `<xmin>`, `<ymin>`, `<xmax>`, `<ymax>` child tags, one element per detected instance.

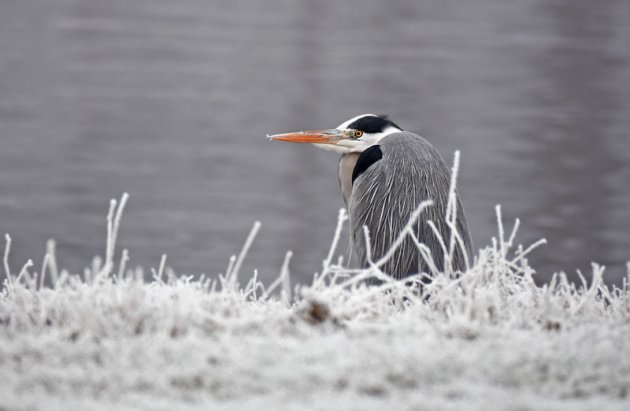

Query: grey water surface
<box><xmin>1</xmin><ymin>0</ymin><xmax>630</xmax><ymax>286</ymax></box>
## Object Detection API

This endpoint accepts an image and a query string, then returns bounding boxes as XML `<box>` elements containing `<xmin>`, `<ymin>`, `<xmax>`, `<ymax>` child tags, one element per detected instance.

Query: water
<box><xmin>1</xmin><ymin>0</ymin><xmax>629</xmax><ymax>286</ymax></box>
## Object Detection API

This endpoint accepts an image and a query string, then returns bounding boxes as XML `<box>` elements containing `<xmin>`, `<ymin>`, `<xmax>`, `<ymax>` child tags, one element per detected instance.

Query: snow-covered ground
<box><xmin>1</xmin><ymin>193</ymin><xmax>629</xmax><ymax>411</ymax></box>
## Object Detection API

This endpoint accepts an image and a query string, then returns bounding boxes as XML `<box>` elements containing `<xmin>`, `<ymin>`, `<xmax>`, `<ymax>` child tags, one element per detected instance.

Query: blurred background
<box><xmin>1</xmin><ymin>0</ymin><xmax>629</xmax><ymax>286</ymax></box>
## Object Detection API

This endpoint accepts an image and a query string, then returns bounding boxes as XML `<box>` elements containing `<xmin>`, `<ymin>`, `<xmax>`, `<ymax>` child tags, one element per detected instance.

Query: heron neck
<box><xmin>338</xmin><ymin>153</ymin><xmax>361</xmax><ymax>206</ymax></box>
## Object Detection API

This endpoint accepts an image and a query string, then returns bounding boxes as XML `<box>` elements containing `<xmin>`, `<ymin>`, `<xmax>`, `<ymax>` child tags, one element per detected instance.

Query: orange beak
<box><xmin>267</xmin><ymin>129</ymin><xmax>343</xmax><ymax>145</ymax></box>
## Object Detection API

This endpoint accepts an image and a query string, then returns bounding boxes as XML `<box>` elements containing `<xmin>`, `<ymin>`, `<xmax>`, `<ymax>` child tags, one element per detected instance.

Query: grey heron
<box><xmin>268</xmin><ymin>114</ymin><xmax>473</xmax><ymax>279</ymax></box>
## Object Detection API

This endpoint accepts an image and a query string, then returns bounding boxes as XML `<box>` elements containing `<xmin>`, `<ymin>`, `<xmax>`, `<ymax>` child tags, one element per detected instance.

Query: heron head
<box><xmin>267</xmin><ymin>114</ymin><xmax>403</xmax><ymax>154</ymax></box>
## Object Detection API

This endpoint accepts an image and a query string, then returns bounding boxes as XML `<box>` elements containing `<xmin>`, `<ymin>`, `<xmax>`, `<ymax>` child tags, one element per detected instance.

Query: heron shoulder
<box><xmin>350</xmin><ymin>131</ymin><xmax>452</xmax><ymax>210</ymax></box>
<box><xmin>352</xmin><ymin>145</ymin><xmax>383</xmax><ymax>183</ymax></box>
<box><xmin>379</xmin><ymin>131</ymin><xmax>439</xmax><ymax>155</ymax></box>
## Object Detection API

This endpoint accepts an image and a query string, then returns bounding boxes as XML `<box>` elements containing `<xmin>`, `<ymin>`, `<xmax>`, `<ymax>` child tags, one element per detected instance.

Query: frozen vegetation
<box><xmin>2</xmin><ymin>156</ymin><xmax>630</xmax><ymax>410</ymax></box>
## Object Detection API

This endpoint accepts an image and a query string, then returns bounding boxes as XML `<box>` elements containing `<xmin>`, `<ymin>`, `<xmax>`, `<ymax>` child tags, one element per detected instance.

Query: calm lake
<box><xmin>1</xmin><ymin>0</ymin><xmax>629</xmax><ymax>286</ymax></box>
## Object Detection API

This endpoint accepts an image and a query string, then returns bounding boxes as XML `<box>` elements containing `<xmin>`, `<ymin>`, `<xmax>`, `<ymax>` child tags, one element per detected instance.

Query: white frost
<box><xmin>1</xmin><ymin>164</ymin><xmax>630</xmax><ymax>411</ymax></box>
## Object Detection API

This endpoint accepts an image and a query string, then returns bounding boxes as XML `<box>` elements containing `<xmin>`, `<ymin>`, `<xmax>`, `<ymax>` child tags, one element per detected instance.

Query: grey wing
<box><xmin>348</xmin><ymin>132</ymin><xmax>472</xmax><ymax>278</ymax></box>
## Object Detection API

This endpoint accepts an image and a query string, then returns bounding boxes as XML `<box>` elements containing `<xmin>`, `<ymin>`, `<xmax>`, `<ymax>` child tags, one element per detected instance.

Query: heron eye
<box><xmin>354</xmin><ymin>130</ymin><xmax>363</xmax><ymax>138</ymax></box>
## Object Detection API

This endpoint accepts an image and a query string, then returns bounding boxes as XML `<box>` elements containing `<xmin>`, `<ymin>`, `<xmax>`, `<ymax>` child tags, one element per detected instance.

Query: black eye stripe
<box><xmin>347</xmin><ymin>115</ymin><xmax>401</xmax><ymax>134</ymax></box>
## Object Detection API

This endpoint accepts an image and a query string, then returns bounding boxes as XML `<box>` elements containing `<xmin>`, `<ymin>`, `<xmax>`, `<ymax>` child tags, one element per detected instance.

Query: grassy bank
<box><xmin>1</xmin><ymin>186</ymin><xmax>629</xmax><ymax>410</ymax></box>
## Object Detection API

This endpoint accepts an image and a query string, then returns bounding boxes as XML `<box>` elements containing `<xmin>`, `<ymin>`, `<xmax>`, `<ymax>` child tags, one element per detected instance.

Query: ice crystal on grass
<box><xmin>1</xmin><ymin>154</ymin><xmax>630</xmax><ymax>410</ymax></box>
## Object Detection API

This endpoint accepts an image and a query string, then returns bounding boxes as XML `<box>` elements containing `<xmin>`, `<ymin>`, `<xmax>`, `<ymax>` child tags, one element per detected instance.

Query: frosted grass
<box><xmin>1</xmin><ymin>154</ymin><xmax>630</xmax><ymax>410</ymax></box>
